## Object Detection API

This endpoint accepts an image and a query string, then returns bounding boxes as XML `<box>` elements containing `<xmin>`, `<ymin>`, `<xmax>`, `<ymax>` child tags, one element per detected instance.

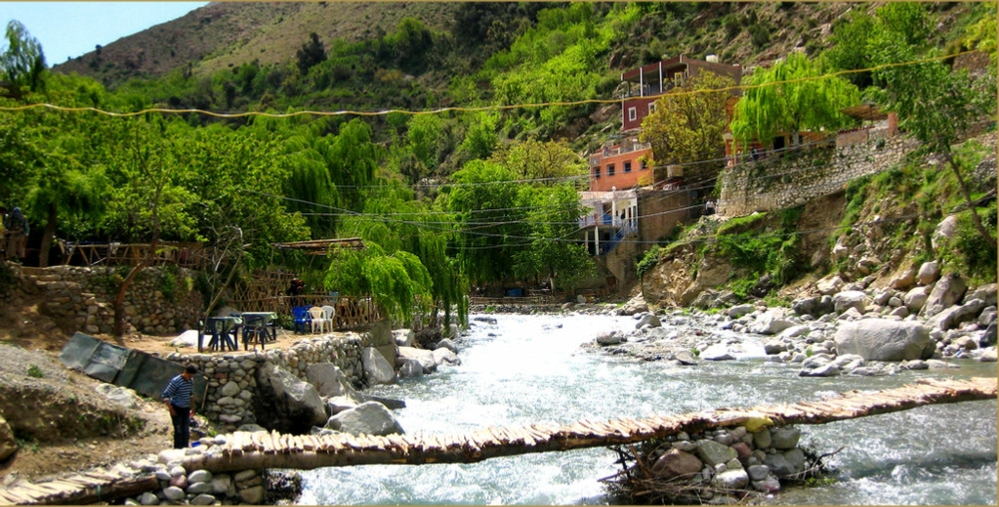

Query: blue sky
<box><xmin>2</xmin><ymin>2</ymin><xmax>208</xmax><ymax>64</ymax></box>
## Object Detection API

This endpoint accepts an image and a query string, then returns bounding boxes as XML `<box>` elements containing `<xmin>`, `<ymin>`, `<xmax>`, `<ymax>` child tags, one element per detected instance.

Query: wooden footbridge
<box><xmin>2</xmin><ymin>377</ymin><xmax>995</xmax><ymax>505</ymax></box>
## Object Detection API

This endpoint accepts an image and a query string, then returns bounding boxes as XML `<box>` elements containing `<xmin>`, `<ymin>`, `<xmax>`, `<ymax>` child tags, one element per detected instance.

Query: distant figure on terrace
<box><xmin>704</xmin><ymin>200</ymin><xmax>716</xmax><ymax>216</ymax></box>
<box><xmin>288</xmin><ymin>277</ymin><xmax>306</xmax><ymax>306</ymax></box>
<box><xmin>4</xmin><ymin>207</ymin><xmax>29</xmax><ymax>261</ymax></box>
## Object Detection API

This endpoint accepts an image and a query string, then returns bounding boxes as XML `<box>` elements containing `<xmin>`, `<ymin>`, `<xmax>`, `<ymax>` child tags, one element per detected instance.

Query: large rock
<box><xmin>965</xmin><ymin>284</ymin><xmax>998</xmax><ymax>307</ymax></box>
<box><xmin>931</xmin><ymin>216</ymin><xmax>959</xmax><ymax>250</ymax></box>
<box><xmin>326</xmin><ymin>401</ymin><xmax>404</xmax><ymax>436</ymax></box>
<box><xmin>635</xmin><ymin>313</ymin><xmax>662</xmax><ymax>329</ymax></box>
<box><xmin>618</xmin><ymin>293</ymin><xmax>648</xmax><ymax>316</ymax></box>
<box><xmin>255</xmin><ymin>364</ymin><xmax>328</xmax><ymax>433</ymax></box>
<box><xmin>239</xmin><ymin>486</ymin><xmax>265</xmax><ymax>505</ymax></box>
<box><xmin>925</xmin><ymin>299</ymin><xmax>986</xmax><ymax>331</ymax></box>
<box><xmin>917</xmin><ymin>261</ymin><xmax>940</xmax><ymax>286</ymax></box>
<box><xmin>362</xmin><ymin>347</ymin><xmax>397</xmax><ymax>385</ymax></box>
<box><xmin>652</xmin><ymin>449</ymin><xmax>702</xmax><ymax>479</ymax></box>
<box><xmin>435</xmin><ymin>339</ymin><xmax>458</xmax><ymax>354</ymax></box>
<box><xmin>792</xmin><ymin>296</ymin><xmax>834</xmax><ymax>318</ymax></box>
<box><xmin>920</xmin><ymin>273</ymin><xmax>968</xmax><ymax>318</ymax></box>
<box><xmin>728</xmin><ymin>304</ymin><xmax>755</xmax><ymax>319</ymax></box>
<box><xmin>700</xmin><ymin>344</ymin><xmax>735</xmax><ymax>361</ymax></box>
<box><xmin>392</xmin><ymin>329</ymin><xmax>415</xmax><ymax>347</ymax></box>
<box><xmin>890</xmin><ymin>266</ymin><xmax>917</xmax><ymax>291</ymax></box>
<box><xmin>834</xmin><ymin>320</ymin><xmax>933</xmax><ymax>361</ymax></box>
<box><xmin>769</xmin><ymin>427</ymin><xmax>801</xmax><ymax>450</ymax></box>
<box><xmin>595</xmin><ymin>331</ymin><xmax>622</xmax><ymax>346</ymax></box>
<box><xmin>431</xmin><ymin>347</ymin><xmax>460</xmax><ymax>367</ymax></box>
<box><xmin>398</xmin><ymin>359</ymin><xmax>425</xmax><ymax>379</ymax></box>
<box><xmin>306</xmin><ymin>363</ymin><xmax>359</xmax><ymax>399</ymax></box>
<box><xmin>0</xmin><ymin>416</ymin><xmax>16</xmax><ymax>461</ymax></box>
<box><xmin>816</xmin><ymin>275</ymin><xmax>846</xmax><ymax>296</ymax></box>
<box><xmin>748</xmin><ymin>309</ymin><xmax>794</xmax><ymax>335</ymax></box>
<box><xmin>695</xmin><ymin>440</ymin><xmax>738</xmax><ymax>466</ymax></box>
<box><xmin>398</xmin><ymin>346</ymin><xmax>437</xmax><ymax>373</ymax></box>
<box><xmin>833</xmin><ymin>291</ymin><xmax>867</xmax><ymax>314</ymax></box>
<box><xmin>903</xmin><ymin>286</ymin><xmax>931</xmax><ymax>314</ymax></box>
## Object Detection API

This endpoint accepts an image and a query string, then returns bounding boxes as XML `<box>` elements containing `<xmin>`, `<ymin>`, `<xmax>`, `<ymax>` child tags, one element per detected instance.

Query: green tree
<box><xmin>512</xmin><ymin>183</ymin><xmax>594</xmax><ymax>293</ymax></box>
<box><xmin>866</xmin><ymin>15</ymin><xmax>997</xmax><ymax>249</ymax></box>
<box><xmin>730</xmin><ymin>52</ymin><xmax>860</xmax><ymax>148</ymax></box>
<box><xmin>639</xmin><ymin>71</ymin><xmax>734</xmax><ymax>183</ymax></box>
<box><xmin>489</xmin><ymin>138</ymin><xmax>588</xmax><ymax>182</ymax></box>
<box><xmin>296</xmin><ymin>32</ymin><xmax>327</xmax><ymax>75</ymax></box>
<box><xmin>0</xmin><ymin>21</ymin><xmax>46</xmax><ymax>95</ymax></box>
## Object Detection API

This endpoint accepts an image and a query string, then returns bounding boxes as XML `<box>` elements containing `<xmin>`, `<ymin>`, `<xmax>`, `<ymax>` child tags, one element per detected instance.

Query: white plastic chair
<box><xmin>321</xmin><ymin>305</ymin><xmax>336</xmax><ymax>331</ymax></box>
<box><xmin>307</xmin><ymin>306</ymin><xmax>327</xmax><ymax>334</ymax></box>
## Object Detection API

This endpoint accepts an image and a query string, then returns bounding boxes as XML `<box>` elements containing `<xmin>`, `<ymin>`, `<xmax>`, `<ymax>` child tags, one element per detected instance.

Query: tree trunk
<box><xmin>38</xmin><ymin>202</ymin><xmax>58</xmax><ymax>268</ymax></box>
<box><xmin>112</xmin><ymin>261</ymin><xmax>146</xmax><ymax>341</ymax></box>
<box><xmin>945</xmin><ymin>153</ymin><xmax>997</xmax><ymax>250</ymax></box>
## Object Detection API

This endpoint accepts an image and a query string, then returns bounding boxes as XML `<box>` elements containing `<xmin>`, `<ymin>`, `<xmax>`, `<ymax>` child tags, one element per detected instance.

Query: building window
<box><xmin>607</xmin><ymin>164</ymin><xmax>616</xmax><ymax>176</ymax></box>
<box><xmin>594</xmin><ymin>166</ymin><xmax>601</xmax><ymax>178</ymax></box>
<box><xmin>624</xmin><ymin>161</ymin><xmax>632</xmax><ymax>173</ymax></box>
<box><xmin>628</xmin><ymin>107</ymin><xmax>637</xmax><ymax>122</ymax></box>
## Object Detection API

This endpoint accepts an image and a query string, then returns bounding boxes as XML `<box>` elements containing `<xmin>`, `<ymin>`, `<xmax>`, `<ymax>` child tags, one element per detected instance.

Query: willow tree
<box><xmin>730</xmin><ymin>52</ymin><xmax>860</xmax><ymax>149</ymax></box>
<box><xmin>0</xmin><ymin>20</ymin><xmax>46</xmax><ymax>95</ymax></box>
<box><xmin>324</xmin><ymin>243</ymin><xmax>433</xmax><ymax>325</ymax></box>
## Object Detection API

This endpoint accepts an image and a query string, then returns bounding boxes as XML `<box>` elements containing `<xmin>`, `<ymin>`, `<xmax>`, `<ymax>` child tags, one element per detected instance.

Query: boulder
<box><xmin>672</xmin><ymin>350</ymin><xmax>698</xmax><ymax>365</ymax></box>
<box><xmin>596</xmin><ymin>331</ymin><xmax>623</xmax><ymax>346</ymax></box>
<box><xmin>652</xmin><ymin>449</ymin><xmax>703</xmax><ymax>479</ymax></box>
<box><xmin>792</xmin><ymin>296</ymin><xmax>834</xmax><ymax>318</ymax></box>
<box><xmin>917</xmin><ymin>261</ymin><xmax>940</xmax><ymax>286</ymax></box>
<box><xmin>763</xmin><ymin>340</ymin><xmax>787</xmax><ymax>355</ymax></box>
<box><xmin>700</xmin><ymin>344</ymin><xmax>735</xmax><ymax>361</ymax></box>
<box><xmin>255</xmin><ymin>364</ymin><xmax>327</xmax><ymax>433</ymax></box>
<box><xmin>728</xmin><ymin>304</ymin><xmax>755</xmax><ymax>319</ymax></box>
<box><xmin>362</xmin><ymin>347</ymin><xmax>397</xmax><ymax>385</ymax></box>
<box><xmin>931</xmin><ymin>216</ymin><xmax>959</xmax><ymax>250</ymax></box>
<box><xmin>770</xmin><ymin>427</ymin><xmax>801</xmax><ymax>450</ymax></box>
<box><xmin>306</xmin><ymin>364</ymin><xmax>359</xmax><ymax>399</ymax></box>
<box><xmin>635</xmin><ymin>313</ymin><xmax>662</xmax><ymax>329</ymax></box>
<box><xmin>326</xmin><ymin>401</ymin><xmax>404</xmax><ymax>436</ymax></box>
<box><xmin>162</xmin><ymin>486</ymin><xmax>185</xmax><ymax>502</ymax></box>
<box><xmin>903</xmin><ymin>286</ymin><xmax>931</xmax><ymax>314</ymax></box>
<box><xmin>833</xmin><ymin>291</ymin><xmax>867</xmax><ymax>314</ymax></box>
<box><xmin>981</xmin><ymin>321</ymin><xmax>997</xmax><ymax>347</ymax></box>
<box><xmin>188</xmin><ymin>470</ymin><xmax>212</xmax><ymax>484</ymax></box>
<box><xmin>94</xmin><ymin>384</ymin><xmax>141</xmax><ymax>410</ymax></box>
<box><xmin>712</xmin><ymin>469</ymin><xmax>750</xmax><ymax>490</ymax></box>
<box><xmin>695</xmin><ymin>440</ymin><xmax>738</xmax><ymax>466</ymax></box>
<box><xmin>392</xmin><ymin>329</ymin><xmax>415</xmax><ymax>347</ymax></box>
<box><xmin>398</xmin><ymin>359</ymin><xmax>425</xmax><ymax>379</ymax></box>
<box><xmin>326</xmin><ymin>396</ymin><xmax>360</xmax><ymax>415</ymax></box>
<box><xmin>816</xmin><ymin>275</ymin><xmax>846</xmax><ymax>296</ymax></box>
<box><xmin>239</xmin><ymin>486</ymin><xmax>265</xmax><ymax>505</ymax></box>
<box><xmin>0</xmin><ymin>416</ymin><xmax>16</xmax><ymax>461</ymax></box>
<box><xmin>748</xmin><ymin>309</ymin><xmax>794</xmax><ymax>335</ymax></box>
<box><xmin>618</xmin><ymin>293</ymin><xmax>648</xmax><ymax>316</ymax></box>
<box><xmin>925</xmin><ymin>299</ymin><xmax>986</xmax><ymax>331</ymax></box>
<box><xmin>747</xmin><ymin>465</ymin><xmax>770</xmax><ymax>482</ymax></box>
<box><xmin>431</xmin><ymin>347</ymin><xmax>460</xmax><ymax>367</ymax></box>
<box><xmin>398</xmin><ymin>346</ymin><xmax>437</xmax><ymax>373</ymax></box>
<box><xmin>890</xmin><ymin>266</ymin><xmax>917</xmax><ymax>291</ymax></box>
<box><xmin>435</xmin><ymin>339</ymin><xmax>458</xmax><ymax>354</ymax></box>
<box><xmin>920</xmin><ymin>273</ymin><xmax>968</xmax><ymax>318</ymax></box>
<box><xmin>964</xmin><ymin>284</ymin><xmax>998</xmax><ymax>307</ymax></box>
<box><xmin>834</xmin><ymin>320</ymin><xmax>932</xmax><ymax>361</ymax></box>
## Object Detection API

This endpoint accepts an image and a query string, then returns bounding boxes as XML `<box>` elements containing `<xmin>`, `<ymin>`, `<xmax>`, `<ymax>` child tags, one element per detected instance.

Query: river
<box><xmin>298</xmin><ymin>313</ymin><xmax>997</xmax><ymax>505</ymax></box>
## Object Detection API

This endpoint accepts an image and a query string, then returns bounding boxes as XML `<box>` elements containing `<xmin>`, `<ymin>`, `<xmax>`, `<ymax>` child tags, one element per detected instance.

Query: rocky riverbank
<box><xmin>583</xmin><ymin>269</ymin><xmax>997</xmax><ymax>377</ymax></box>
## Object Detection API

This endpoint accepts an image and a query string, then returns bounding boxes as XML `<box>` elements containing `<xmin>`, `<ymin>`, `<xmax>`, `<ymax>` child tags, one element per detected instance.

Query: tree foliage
<box><xmin>639</xmin><ymin>71</ymin><xmax>734</xmax><ymax>182</ymax></box>
<box><xmin>730</xmin><ymin>52</ymin><xmax>860</xmax><ymax>148</ymax></box>
<box><xmin>0</xmin><ymin>21</ymin><xmax>46</xmax><ymax>94</ymax></box>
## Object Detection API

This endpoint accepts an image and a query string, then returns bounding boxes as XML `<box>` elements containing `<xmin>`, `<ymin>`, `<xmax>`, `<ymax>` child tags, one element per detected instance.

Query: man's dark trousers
<box><xmin>170</xmin><ymin>403</ymin><xmax>191</xmax><ymax>449</ymax></box>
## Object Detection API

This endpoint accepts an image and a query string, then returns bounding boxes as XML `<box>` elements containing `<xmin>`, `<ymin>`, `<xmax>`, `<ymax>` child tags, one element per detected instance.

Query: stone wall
<box><xmin>2</xmin><ymin>264</ymin><xmax>202</xmax><ymax>335</ymax></box>
<box><xmin>719</xmin><ymin>130</ymin><xmax>919</xmax><ymax>217</ymax></box>
<box><xmin>168</xmin><ymin>334</ymin><xmax>366</xmax><ymax>433</ymax></box>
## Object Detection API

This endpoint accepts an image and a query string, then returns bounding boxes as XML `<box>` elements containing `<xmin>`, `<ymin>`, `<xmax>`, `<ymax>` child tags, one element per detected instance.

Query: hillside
<box><xmin>53</xmin><ymin>2</ymin><xmax>459</xmax><ymax>86</ymax></box>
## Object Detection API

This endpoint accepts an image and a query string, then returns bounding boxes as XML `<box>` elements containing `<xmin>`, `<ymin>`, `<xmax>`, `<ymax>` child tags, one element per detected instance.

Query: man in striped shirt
<box><xmin>162</xmin><ymin>365</ymin><xmax>198</xmax><ymax>449</ymax></box>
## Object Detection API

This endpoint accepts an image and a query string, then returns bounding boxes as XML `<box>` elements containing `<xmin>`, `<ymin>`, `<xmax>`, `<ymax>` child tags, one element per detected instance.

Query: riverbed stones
<box><xmin>635</xmin><ymin>312</ymin><xmax>662</xmax><ymax>329</ymax></box>
<box><xmin>926</xmin><ymin>299</ymin><xmax>986</xmax><ymax>331</ymax></box>
<box><xmin>596</xmin><ymin>331</ymin><xmax>622</xmax><ymax>346</ymax></box>
<box><xmin>696</xmin><ymin>440</ymin><xmax>738</xmax><ymax>466</ymax></box>
<box><xmin>188</xmin><ymin>469</ymin><xmax>212</xmax><ymax>484</ymax></box>
<box><xmin>833</xmin><ymin>291</ymin><xmax>867</xmax><ymax>314</ymax></box>
<box><xmin>653</xmin><ymin>449</ymin><xmax>703</xmax><ymax>479</ymax></box>
<box><xmin>748</xmin><ymin>309</ymin><xmax>794</xmax><ymax>335</ymax></box>
<box><xmin>835</xmin><ymin>320</ymin><xmax>933</xmax><ymax>361</ymax></box>
<box><xmin>700</xmin><ymin>344</ymin><xmax>735</xmax><ymax>361</ymax></box>
<box><xmin>712</xmin><ymin>468</ymin><xmax>750</xmax><ymax>490</ymax></box>
<box><xmin>431</xmin><ymin>347</ymin><xmax>460</xmax><ymax>366</ymax></box>
<box><xmin>769</xmin><ymin>427</ymin><xmax>801</xmax><ymax>450</ymax></box>
<box><xmin>398</xmin><ymin>359</ymin><xmax>425</xmax><ymax>378</ymax></box>
<box><xmin>239</xmin><ymin>486</ymin><xmax>265</xmax><ymax>505</ymax></box>
<box><xmin>728</xmin><ymin>304</ymin><xmax>755</xmax><ymax>319</ymax></box>
<box><xmin>162</xmin><ymin>486</ymin><xmax>185</xmax><ymax>502</ymax></box>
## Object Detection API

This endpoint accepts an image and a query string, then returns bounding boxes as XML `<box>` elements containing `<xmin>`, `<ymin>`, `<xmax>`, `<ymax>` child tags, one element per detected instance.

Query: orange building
<box><xmin>588</xmin><ymin>138</ymin><xmax>653</xmax><ymax>192</ymax></box>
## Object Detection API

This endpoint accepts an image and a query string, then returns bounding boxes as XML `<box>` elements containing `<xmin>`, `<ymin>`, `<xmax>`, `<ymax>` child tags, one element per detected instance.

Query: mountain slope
<box><xmin>53</xmin><ymin>2</ymin><xmax>459</xmax><ymax>86</ymax></box>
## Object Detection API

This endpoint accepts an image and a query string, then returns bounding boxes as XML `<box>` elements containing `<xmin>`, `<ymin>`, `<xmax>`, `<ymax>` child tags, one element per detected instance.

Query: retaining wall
<box><xmin>167</xmin><ymin>334</ymin><xmax>366</xmax><ymax>433</ymax></box>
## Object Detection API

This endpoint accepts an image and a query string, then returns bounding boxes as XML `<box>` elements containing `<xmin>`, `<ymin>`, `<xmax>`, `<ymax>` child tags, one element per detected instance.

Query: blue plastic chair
<box><xmin>291</xmin><ymin>306</ymin><xmax>311</xmax><ymax>334</ymax></box>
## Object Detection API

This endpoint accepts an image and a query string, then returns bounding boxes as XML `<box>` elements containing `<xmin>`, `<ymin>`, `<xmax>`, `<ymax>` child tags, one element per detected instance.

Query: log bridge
<box><xmin>2</xmin><ymin>377</ymin><xmax>995</xmax><ymax>505</ymax></box>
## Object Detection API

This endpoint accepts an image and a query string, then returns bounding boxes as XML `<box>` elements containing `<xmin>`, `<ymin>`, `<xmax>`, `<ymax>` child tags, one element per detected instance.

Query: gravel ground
<box><xmin>0</xmin><ymin>344</ymin><xmax>68</xmax><ymax>383</ymax></box>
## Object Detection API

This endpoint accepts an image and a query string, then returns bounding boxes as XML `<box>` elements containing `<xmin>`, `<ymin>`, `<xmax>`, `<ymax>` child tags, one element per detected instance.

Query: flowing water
<box><xmin>298</xmin><ymin>313</ymin><xmax>997</xmax><ymax>505</ymax></box>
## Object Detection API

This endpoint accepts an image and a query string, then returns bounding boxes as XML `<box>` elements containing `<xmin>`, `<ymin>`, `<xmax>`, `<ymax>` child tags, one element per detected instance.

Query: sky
<box><xmin>2</xmin><ymin>2</ymin><xmax>208</xmax><ymax>65</ymax></box>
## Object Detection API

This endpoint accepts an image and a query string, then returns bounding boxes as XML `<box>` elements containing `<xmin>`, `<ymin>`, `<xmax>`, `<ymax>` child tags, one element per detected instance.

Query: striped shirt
<box><xmin>162</xmin><ymin>374</ymin><xmax>194</xmax><ymax>408</ymax></box>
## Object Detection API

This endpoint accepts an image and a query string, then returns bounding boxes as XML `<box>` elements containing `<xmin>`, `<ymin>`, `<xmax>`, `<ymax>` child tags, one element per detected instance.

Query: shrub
<box><xmin>27</xmin><ymin>365</ymin><xmax>43</xmax><ymax>378</ymax></box>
